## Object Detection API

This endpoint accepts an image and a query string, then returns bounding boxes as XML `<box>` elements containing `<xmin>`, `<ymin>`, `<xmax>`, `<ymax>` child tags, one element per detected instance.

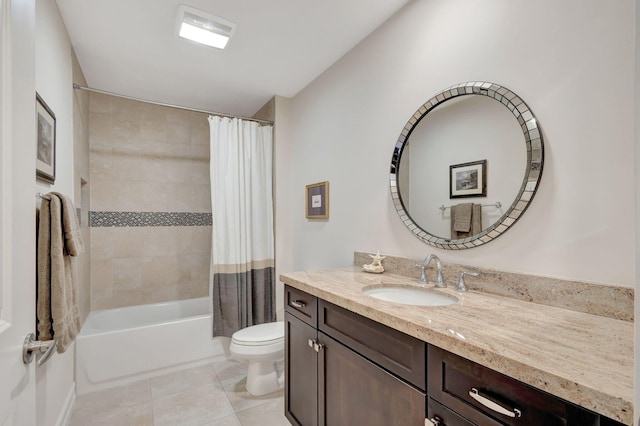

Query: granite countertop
<box><xmin>280</xmin><ymin>267</ymin><xmax>633</xmax><ymax>425</ymax></box>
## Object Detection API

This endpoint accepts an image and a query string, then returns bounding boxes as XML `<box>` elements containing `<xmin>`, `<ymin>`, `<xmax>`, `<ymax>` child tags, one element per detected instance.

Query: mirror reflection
<box><xmin>389</xmin><ymin>82</ymin><xmax>544</xmax><ymax>250</ymax></box>
<box><xmin>398</xmin><ymin>95</ymin><xmax>526</xmax><ymax>239</ymax></box>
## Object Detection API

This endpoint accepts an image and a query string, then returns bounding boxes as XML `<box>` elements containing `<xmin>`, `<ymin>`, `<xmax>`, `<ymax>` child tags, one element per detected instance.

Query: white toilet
<box><xmin>229</xmin><ymin>321</ymin><xmax>285</xmax><ymax>396</ymax></box>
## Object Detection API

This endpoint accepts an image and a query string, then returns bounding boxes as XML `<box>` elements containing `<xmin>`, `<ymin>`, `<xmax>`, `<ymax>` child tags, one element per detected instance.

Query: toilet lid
<box><xmin>232</xmin><ymin>321</ymin><xmax>284</xmax><ymax>346</ymax></box>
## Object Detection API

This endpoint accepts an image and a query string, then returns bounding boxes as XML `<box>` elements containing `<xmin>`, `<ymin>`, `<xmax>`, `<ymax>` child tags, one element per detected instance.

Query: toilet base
<box><xmin>245</xmin><ymin>360</ymin><xmax>284</xmax><ymax>396</ymax></box>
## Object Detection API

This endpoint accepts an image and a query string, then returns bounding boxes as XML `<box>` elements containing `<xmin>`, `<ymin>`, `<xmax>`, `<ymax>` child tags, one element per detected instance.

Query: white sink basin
<box><xmin>363</xmin><ymin>285</ymin><xmax>458</xmax><ymax>307</ymax></box>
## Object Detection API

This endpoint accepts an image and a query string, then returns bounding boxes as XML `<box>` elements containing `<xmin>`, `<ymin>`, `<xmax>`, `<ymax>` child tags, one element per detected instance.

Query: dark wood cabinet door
<box><xmin>319</xmin><ymin>332</ymin><xmax>426</xmax><ymax>426</ymax></box>
<box><xmin>285</xmin><ymin>312</ymin><xmax>318</xmax><ymax>426</ymax></box>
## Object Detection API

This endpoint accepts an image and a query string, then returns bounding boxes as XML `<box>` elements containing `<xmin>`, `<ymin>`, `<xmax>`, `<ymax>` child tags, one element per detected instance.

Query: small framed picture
<box><xmin>450</xmin><ymin>160</ymin><xmax>486</xmax><ymax>199</ymax></box>
<box><xmin>306</xmin><ymin>181</ymin><xmax>329</xmax><ymax>219</ymax></box>
<box><xmin>36</xmin><ymin>93</ymin><xmax>56</xmax><ymax>184</ymax></box>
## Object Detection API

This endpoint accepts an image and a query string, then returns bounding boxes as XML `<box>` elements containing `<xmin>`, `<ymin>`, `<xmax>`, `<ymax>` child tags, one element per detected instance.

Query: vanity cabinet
<box><xmin>285</xmin><ymin>286</ymin><xmax>319</xmax><ymax>426</ymax></box>
<box><xmin>284</xmin><ymin>285</ymin><xmax>426</xmax><ymax>426</ymax></box>
<box><xmin>284</xmin><ymin>285</ymin><xmax>628</xmax><ymax>426</ymax></box>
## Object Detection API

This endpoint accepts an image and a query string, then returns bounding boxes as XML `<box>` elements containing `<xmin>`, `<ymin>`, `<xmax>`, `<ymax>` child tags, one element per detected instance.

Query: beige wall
<box><xmin>253</xmin><ymin>97</ymin><xmax>275</xmax><ymax>122</ymax></box>
<box><xmin>271</xmin><ymin>96</ymin><xmax>293</xmax><ymax>320</ymax></box>
<box><xmin>89</xmin><ymin>93</ymin><xmax>211</xmax><ymax>310</ymax></box>
<box><xmin>283</xmin><ymin>0</ymin><xmax>635</xmax><ymax>287</ymax></box>
<box><xmin>72</xmin><ymin>51</ymin><xmax>91</xmax><ymax>324</ymax></box>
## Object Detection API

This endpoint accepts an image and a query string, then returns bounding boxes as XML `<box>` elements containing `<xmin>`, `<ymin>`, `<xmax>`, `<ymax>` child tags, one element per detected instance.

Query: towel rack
<box><xmin>439</xmin><ymin>201</ymin><xmax>502</xmax><ymax>212</ymax></box>
<box><xmin>36</xmin><ymin>192</ymin><xmax>50</xmax><ymax>200</ymax></box>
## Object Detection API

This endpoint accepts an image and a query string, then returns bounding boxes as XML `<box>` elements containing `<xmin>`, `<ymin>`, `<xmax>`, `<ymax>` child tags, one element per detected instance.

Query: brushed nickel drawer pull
<box><xmin>290</xmin><ymin>300</ymin><xmax>306</xmax><ymax>308</ymax></box>
<box><xmin>469</xmin><ymin>388</ymin><xmax>522</xmax><ymax>418</ymax></box>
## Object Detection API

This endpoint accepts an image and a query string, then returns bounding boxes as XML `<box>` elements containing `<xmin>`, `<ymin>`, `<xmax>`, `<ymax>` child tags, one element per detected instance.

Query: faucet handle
<box><xmin>456</xmin><ymin>271</ymin><xmax>479</xmax><ymax>292</ymax></box>
<box><xmin>434</xmin><ymin>268</ymin><xmax>445</xmax><ymax>288</ymax></box>
<box><xmin>415</xmin><ymin>263</ymin><xmax>427</xmax><ymax>283</ymax></box>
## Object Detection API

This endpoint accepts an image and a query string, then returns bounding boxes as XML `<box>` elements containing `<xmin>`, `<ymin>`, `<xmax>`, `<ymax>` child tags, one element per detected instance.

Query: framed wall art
<box><xmin>450</xmin><ymin>159</ymin><xmax>486</xmax><ymax>199</ymax></box>
<box><xmin>36</xmin><ymin>93</ymin><xmax>56</xmax><ymax>184</ymax></box>
<box><xmin>305</xmin><ymin>181</ymin><xmax>329</xmax><ymax>219</ymax></box>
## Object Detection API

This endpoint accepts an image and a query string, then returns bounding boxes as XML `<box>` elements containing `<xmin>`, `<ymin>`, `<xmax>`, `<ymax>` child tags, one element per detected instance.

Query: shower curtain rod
<box><xmin>72</xmin><ymin>83</ymin><xmax>274</xmax><ymax>125</ymax></box>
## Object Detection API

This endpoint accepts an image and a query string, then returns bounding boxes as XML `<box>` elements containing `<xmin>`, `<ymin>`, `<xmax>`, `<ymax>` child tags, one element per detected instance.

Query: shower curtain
<box><xmin>208</xmin><ymin>116</ymin><xmax>275</xmax><ymax>337</ymax></box>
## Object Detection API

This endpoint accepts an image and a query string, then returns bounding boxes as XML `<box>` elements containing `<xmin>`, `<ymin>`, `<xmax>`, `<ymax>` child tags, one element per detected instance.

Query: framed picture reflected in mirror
<box><xmin>450</xmin><ymin>160</ymin><xmax>486</xmax><ymax>199</ymax></box>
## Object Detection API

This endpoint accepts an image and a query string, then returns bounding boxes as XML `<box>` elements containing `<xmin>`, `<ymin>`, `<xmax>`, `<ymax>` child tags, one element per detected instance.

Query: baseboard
<box><xmin>55</xmin><ymin>383</ymin><xmax>76</xmax><ymax>426</ymax></box>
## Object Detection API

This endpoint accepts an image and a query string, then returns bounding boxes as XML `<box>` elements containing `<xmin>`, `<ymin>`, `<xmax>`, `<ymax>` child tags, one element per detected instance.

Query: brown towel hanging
<box><xmin>453</xmin><ymin>203</ymin><xmax>473</xmax><ymax>232</ymax></box>
<box><xmin>451</xmin><ymin>204</ymin><xmax>482</xmax><ymax>239</ymax></box>
<box><xmin>37</xmin><ymin>192</ymin><xmax>84</xmax><ymax>353</ymax></box>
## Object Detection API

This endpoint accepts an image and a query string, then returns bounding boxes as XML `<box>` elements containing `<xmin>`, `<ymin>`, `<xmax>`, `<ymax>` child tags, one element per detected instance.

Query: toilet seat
<box><xmin>231</xmin><ymin>321</ymin><xmax>284</xmax><ymax>346</ymax></box>
<box><xmin>229</xmin><ymin>321</ymin><xmax>285</xmax><ymax>396</ymax></box>
<box><xmin>230</xmin><ymin>321</ymin><xmax>285</xmax><ymax>358</ymax></box>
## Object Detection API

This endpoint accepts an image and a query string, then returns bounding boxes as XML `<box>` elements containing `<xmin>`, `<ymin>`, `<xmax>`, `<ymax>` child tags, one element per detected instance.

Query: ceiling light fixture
<box><xmin>176</xmin><ymin>5</ymin><xmax>236</xmax><ymax>50</ymax></box>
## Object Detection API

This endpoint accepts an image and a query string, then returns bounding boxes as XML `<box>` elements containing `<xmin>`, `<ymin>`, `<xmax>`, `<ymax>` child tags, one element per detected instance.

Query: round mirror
<box><xmin>390</xmin><ymin>81</ymin><xmax>544</xmax><ymax>249</ymax></box>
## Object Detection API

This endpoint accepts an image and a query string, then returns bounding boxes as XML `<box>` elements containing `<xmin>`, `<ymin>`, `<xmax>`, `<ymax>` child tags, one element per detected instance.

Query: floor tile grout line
<box><xmin>70</xmin><ymin>357</ymin><xmax>288</xmax><ymax>426</ymax></box>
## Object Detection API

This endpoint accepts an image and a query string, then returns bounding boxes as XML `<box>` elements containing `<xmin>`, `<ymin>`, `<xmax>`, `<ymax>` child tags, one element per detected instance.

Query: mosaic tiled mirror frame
<box><xmin>389</xmin><ymin>81</ymin><xmax>544</xmax><ymax>250</ymax></box>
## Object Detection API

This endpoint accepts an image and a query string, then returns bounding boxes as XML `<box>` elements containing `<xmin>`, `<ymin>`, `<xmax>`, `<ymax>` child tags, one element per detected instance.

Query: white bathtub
<box><xmin>76</xmin><ymin>297</ymin><xmax>227</xmax><ymax>395</ymax></box>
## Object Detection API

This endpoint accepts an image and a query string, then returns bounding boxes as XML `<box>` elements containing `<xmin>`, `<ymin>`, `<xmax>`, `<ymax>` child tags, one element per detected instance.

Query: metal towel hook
<box><xmin>23</xmin><ymin>333</ymin><xmax>57</xmax><ymax>367</ymax></box>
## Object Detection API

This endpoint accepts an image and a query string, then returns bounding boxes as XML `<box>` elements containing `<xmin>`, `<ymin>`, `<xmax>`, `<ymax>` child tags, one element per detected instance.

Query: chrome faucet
<box><xmin>456</xmin><ymin>271</ymin><xmax>479</xmax><ymax>292</ymax></box>
<box><xmin>417</xmin><ymin>254</ymin><xmax>445</xmax><ymax>287</ymax></box>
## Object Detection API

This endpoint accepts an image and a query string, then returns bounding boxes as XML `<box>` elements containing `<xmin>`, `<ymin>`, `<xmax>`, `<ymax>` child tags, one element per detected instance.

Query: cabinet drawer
<box><xmin>285</xmin><ymin>285</ymin><xmax>317</xmax><ymax>326</ymax></box>
<box><xmin>318</xmin><ymin>299</ymin><xmax>426</xmax><ymax>390</ymax></box>
<box><xmin>427</xmin><ymin>346</ymin><xmax>599</xmax><ymax>426</ymax></box>
<box><xmin>428</xmin><ymin>398</ymin><xmax>478</xmax><ymax>426</ymax></box>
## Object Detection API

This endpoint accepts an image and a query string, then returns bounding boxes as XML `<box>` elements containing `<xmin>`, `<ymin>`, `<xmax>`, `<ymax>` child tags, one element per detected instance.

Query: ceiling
<box><xmin>56</xmin><ymin>0</ymin><xmax>411</xmax><ymax>117</ymax></box>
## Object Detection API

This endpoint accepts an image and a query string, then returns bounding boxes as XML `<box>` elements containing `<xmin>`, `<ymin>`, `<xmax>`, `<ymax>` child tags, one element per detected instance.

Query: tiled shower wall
<box><xmin>89</xmin><ymin>93</ymin><xmax>211</xmax><ymax>310</ymax></box>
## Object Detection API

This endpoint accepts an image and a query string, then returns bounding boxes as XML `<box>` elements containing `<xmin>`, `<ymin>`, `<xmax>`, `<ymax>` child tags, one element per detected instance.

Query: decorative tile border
<box><xmin>90</xmin><ymin>211</ymin><xmax>212</xmax><ymax>227</ymax></box>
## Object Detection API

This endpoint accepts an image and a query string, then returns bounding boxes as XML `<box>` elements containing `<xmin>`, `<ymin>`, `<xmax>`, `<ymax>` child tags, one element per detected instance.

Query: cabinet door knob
<box><xmin>290</xmin><ymin>300</ymin><xmax>306</xmax><ymax>308</ymax></box>
<box><xmin>307</xmin><ymin>339</ymin><xmax>324</xmax><ymax>352</ymax></box>
<box><xmin>469</xmin><ymin>388</ymin><xmax>522</xmax><ymax>418</ymax></box>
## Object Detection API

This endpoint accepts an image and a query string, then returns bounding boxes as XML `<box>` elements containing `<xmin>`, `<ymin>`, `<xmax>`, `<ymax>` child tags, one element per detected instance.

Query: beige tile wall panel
<box><xmin>89</xmin><ymin>93</ymin><xmax>212</xmax><ymax>309</ymax></box>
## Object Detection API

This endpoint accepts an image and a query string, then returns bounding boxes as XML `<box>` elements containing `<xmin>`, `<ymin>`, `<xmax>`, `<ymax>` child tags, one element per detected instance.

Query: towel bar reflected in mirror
<box><xmin>438</xmin><ymin>201</ymin><xmax>501</xmax><ymax>212</ymax></box>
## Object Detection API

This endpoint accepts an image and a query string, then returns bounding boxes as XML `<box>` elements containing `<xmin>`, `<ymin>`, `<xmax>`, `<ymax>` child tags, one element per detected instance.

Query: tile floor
<box><xmin>69</xmin><ymin>357</ymin><xmax>291</xmax><ymax>426</ymax></box>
